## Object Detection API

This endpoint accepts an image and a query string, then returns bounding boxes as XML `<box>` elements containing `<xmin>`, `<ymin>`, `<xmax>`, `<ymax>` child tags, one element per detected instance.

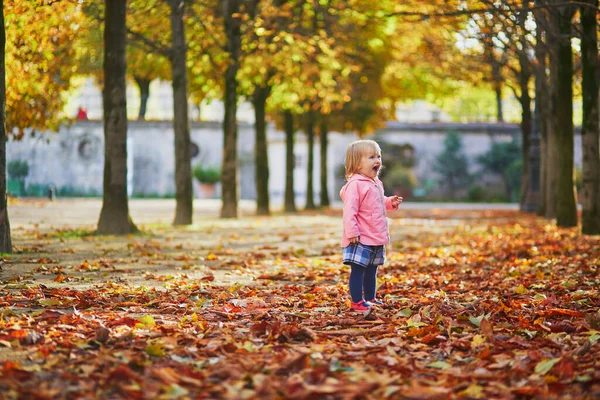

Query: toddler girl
<box><xmin>340</xmin><ymin>140</ymin><xmax>402</xmax><ymax>311</ymax></box>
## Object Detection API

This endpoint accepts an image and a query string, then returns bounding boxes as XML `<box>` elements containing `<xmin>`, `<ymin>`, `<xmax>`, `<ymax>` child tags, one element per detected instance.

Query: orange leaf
<box><xmin>538</xmin><ymin>309</ymin><xmax>585</xmax><ymax>318</ymax></box>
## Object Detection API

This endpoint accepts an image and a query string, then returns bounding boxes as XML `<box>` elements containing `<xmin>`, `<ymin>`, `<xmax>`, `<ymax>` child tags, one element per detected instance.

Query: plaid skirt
<box><xmin>342</xmin><ymin>242</ymin><xmax>386</xmax><ymax>268</ymax></box>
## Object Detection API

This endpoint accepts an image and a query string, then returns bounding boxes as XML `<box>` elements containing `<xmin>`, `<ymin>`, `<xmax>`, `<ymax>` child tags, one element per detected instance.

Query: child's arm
<box><xmin>385</xmin><ymin>195</ymin><xmax>403</xmax><ymax>211</ymax></box>
<box><xmin>342</xmin><ymin>182</ymin><xmax>361</xmax><ymax>241</ymax></box>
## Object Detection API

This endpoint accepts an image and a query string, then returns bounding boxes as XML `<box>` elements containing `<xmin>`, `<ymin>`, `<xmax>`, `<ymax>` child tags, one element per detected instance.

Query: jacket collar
<box><xmin>348</xmin><ymin>173</ymin><xmax>379</xmax><ymax>184</ymax></box>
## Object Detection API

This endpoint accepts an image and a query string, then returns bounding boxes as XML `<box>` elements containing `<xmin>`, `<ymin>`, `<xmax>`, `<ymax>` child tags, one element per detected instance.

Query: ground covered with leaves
<box><xmin>0</xmin><ymin>202</ymin><xmax>599</xmax><ymax>399</ymax></box>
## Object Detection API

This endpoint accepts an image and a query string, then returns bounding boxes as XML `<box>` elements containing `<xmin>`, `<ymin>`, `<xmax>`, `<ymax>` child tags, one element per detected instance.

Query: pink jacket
<box><xmin>340</xmin><ymin>174</ymin><xmax>398</xmax><ymax>247</ymax></box>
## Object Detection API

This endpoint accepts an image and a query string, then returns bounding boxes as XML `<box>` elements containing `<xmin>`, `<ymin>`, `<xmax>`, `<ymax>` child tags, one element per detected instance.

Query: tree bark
<box><xmin>134</xmin><ymin>76</ymin><xmax>151</xmax><ymax>121</ymax></box>
<box><xmin>518</xmin><ymin>88</ymin><xmax>532</xmax><ymax>208</ymax></box>
<box><xmin>494</xmin><ymin>81</ymin><xmax>504</xmax><ymax>122</ymax></box>
<box><xmin>545</xmin><ymin>4</ymin><xmax>560</xmax><ymax>220</ymax></box>
<box><xmin>97</xmin><ymin>0</ymin><xmax>137</xmax><ymax>235</ymax></box>
<box><xmin>253</xmin><ymin>85</ymin><xmax>271</xmax><ymax>216</ymax></box>
<box><xmin>555</xmin><ymin>5</ymin><xmax>578</xmax><ymax>227</ymax></box>
<box><xmin>517</xmin><ymin>9</ymin><xmax>532</xmax><ymax>210</ymax></box>
<box><xmin>580</xmin><ymin>0</ymin><xmax>600</xmax><ymax>234</ymax></box>
<box><xmin>284</xmin><ymin>110</ymin><xmax>296</xmax><ymax>213</ymax></box>
<box><xmin>221</xmin><ymin>0</ymin><xmax>241</xmax><ymax>218</ymax></box>
<box><xmin>0</xmin><ymin>0</ymin><xmax>12</xmax><ymax>253</ymax></box>
<box><xmin>170</xmin><ymin>0</ymin><xmax>193</xmax><ymax>226</ymax></box>
<box><xmin>534</xmin><ymin>8</ymin><xmax>549</xmax><ymax>217</ymax></box>
<box><xmin>319</xmin><ymin>118</ymin><xmax>330</xmax><ymax>207</ymax></box>
<box><xmin>305</xmin><ymin>111</ymin><xmax>316</xmax><ymax>210</ymax></box>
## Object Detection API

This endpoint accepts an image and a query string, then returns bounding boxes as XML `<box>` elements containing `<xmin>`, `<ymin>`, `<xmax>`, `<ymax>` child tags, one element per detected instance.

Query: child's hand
<box><xmin>392</xmin><ymin>195</ymin><xmax>403</xmax><ymax>208</ymax></box>
<box><xmin>349</xmin><ymin>236</ymin><xmax>359</xmax><ymax>244</ymax></box>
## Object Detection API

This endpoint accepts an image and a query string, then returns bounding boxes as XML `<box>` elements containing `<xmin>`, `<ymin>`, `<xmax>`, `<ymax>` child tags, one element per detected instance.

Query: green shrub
<box><xmin>381</xmin><ymin>165</ymin><xmax>417</xmax><ymax>197</ymax></box>
<box><xmin>504</xmin><ymin>159</ymin><xmax>522</xmax><ymax>202</ymax></box>
<box><xmin>478</xmin><ymin>140</ymin><xmax>521</xmax><ymax>201</ymax></box>
<box><xmin>7</xmin><ymin>160</ymin><xmax>29</xmax><ymax>180</ymax></box>
<box><xmin>467</xmin><ymin>184</ymin><xmax>486</xmax><ymax>202</ymax></box>
<box><xmin>193</xmin><ymin>165</ymin><xmax>221</xmax><ymax>184</ymax></box>
<box><xmin>433</xmin><ymin>131</ymin><xmax>471</xmax><ymax>199</ymax></box>
<box><xmin>57</xmin><ymin>185</ymin><xmax>100</xmax><ymax>198</ymax></box>
<box><xmin>23</xmin><ymin>183</ymin><xmax>47</xmax><ymax>197</ymax></box>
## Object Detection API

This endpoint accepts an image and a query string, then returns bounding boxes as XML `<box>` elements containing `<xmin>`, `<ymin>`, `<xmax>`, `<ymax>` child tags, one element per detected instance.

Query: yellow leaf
<box><xmin>514</xmin><ymin>284</ymin><xmax>529</xmax><ymax>295</ymax></box>
<box><xmin>471</xmin><ymin>334</ymin><xmax>486</xmax><ymax>347</ymax></box>
<box><xmin>146</xmin><ymin>341</ymin><xmax>165</xmax><ymax>357</ymax></box>
<box><xmin>535</xmin><ymin>358</ymin><xmax>560</xmax><ymax>375</ymax></box>
<box><xmin>38</xmin><ymin>299</ymin><xmax>61</xmax><ymax>307</ymax></box>
<box><xmin>458</xmin><ymin>384</ymin><xmax>485</xmax><ymax>399</ymax></box>
<box><xmin>136</xmin><ymin>315</ymin><xmax>156</xmax><ymax>329</ymax></box>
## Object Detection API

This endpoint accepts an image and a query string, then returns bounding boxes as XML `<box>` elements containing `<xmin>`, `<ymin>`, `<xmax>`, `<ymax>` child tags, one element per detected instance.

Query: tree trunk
<box><xmin>134</xmin><ymin>76</ymin><xmax>151</xmax><ymax>121</ymax></box>
<box><xmin>518</xmin><ymin>89</ymin><xmax>532</xmax><ymax>208</ymax></box>
<box><xmin>545</xmin><ymin>5</ymin><xmax>559</xmax><ymax>220</ymax></box>
<box><xmin>170</xmin><ymin>0</ymin><xmax>193</xmax><ymax>226</ymax></box>
<box><xmin>319</xmin><ymin>118</ymin><xmax>330</xmax><ymax>207</ymax></box>
<box><xmin>0</xmin><ymin>1</ymin><xmax>12</xmax><ymax>253</ymax></box>
<box><xmin>284</xmin><ymin>110</ymin><xmax>296</xmax><ymax>213</ymax></box>
<box><xmin>305</xmin><ymin>111</ymin><xmax>316</xmax><ymax>210</ymax></box>
<box><xmin>494</xmin><ymin>82</ymin><xmax>504</xmax><ymax>122</ymax></box>
<box><xmin>97</xmin><ymin>0</ymin><xmax>137</xmax><ymax>235</ymax></box>
<box><xmin>534</xmin><ymin>10</ymin><xmax>549</xmax><ymax>217</ymax></box>
<box><xmin>580</xmin><ymin>0</ymin><xmax>600</xmax><ymax>234</ymax></box>
<box><xmin>555</xmin><ymin>5</ymin><xmax>578</xmax><ymax>227</ymax></box>
<box><xmin>253</xmin><ymin>85</ymin><xmax>271</xmax><ymax>216</ymax></box>
<box><xmin>517</xmin><ymin>9</ymin><xmax>533</xmax><ymax>210</ymax></box>
<box><xmin>221</xmin><ymin>0</ymin><xmax>241</xmax><ymax>218</ymax></box>
<box><xmin>485</xmin><ymin>36</ymin><xmax>504</xmax><ymax>123</ymax></box>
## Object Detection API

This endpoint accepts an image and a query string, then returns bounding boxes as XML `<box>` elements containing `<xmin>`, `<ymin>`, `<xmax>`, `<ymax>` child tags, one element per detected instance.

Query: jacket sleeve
<box><xmin>385</xmin><ymin>196</ymin><xmax>398</xmax><ymax>211</ymax></box>
<box><xmin>342</xmin><ymin>181</ymin><xmax>361</xmax><ymax>238</ymax></box>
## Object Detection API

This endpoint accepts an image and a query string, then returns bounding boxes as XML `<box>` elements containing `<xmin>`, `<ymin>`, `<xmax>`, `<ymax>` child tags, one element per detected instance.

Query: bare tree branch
<box><xmin>126</xmin><ymin>27</ymin><xmax>172</xmax><ymax>58</ymax></box>
<box><xmin>386</xmin><ymin>1</ymin><xmax>598</xmax><ymax>20</ymax></box>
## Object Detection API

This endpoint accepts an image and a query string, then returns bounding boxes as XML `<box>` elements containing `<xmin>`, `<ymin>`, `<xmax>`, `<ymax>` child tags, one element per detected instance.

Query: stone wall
<box><xmin>7</xmin><ymin>121</ymin><xmax>583</xmax><ymax>203</ymax></box>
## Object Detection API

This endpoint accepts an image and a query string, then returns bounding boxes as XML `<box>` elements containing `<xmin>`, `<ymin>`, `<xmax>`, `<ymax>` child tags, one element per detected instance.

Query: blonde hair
<box><xmin>344</xmin><ymin>140</ymin><xmax>381</xmax><ymax>180</ymax></box>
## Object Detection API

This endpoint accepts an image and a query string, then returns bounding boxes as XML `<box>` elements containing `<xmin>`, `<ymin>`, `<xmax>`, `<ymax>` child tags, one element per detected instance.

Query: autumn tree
<box><xmin>238</xmin><ymin>0</ymin><xmax>281</xmax><ymax>216</ymax></box>
<box><xmin>465</xmin><ymin>1</ymin><xmax>534</xmax><ymax>210</ymax></box>
<box><xmin>580</xmin><ymin>0</ymin><xmax>600</xmax><ymax>234</ymax></box>
<box><xmin>1</xmin><ymin>0</ymin><xmax>87</xmax><ymax>247</ymax></box>
<box><xmin>278</xmin><ymin>0</ymin><xmax>383</xmax><ymax>210</ymax></box>
<box><xmin>169</xmin><ymin>0</ymin><xmax>193</xmax><ymax>225</ymax></box>
<box><xmin>97</xmin><ymin>0</ymin><xmax>138</xmax><ymax>234</ymax></box>
<box><xmin>238</xmin><ymin>0</ymin><xmax>346</xmax><ymax>214</ymax></box>
<box><xmin>79</xmin><ymin>3</ymin><xmax>171</xmax><ymax>120</ymax></box>
<box><xmin>126</xmin><ymin>0</ymin><xmax>225</xmax><ymax>225</ymax></box>
<box><xmin>129</xmin><ymin>52</ymin><xmax>170</xmax><ymax>120</ymax></box>
<box><xmin>313</xmin><ymin>0</ymin><xmax>394</xmax><ymax>207</ymax></box>
<box><xmin>533</xmin><ymin>2</ymin><xmax>551</xmax><ymax>217</ymax></box>
<box><xmin>552</xmin><ymin>1</ymin><xmax>577</xmax><ymax>227</ymax></box>
<box><xmin>0</xmin><ymin>0</ymin><xmax>10</xmax><ymax>253</ymax></box>
<box><xmin>220</xmin><ymin>0</ymin><xmax>242</xmax><ymax>218</ymax></box>
<box><xmin>125</xmin><ymin>0</ymin><xmax>195</xmax><ymax>225</ymax></box>
<box><xmin>247</xmin><ymin>0</ymin><xmax>351</xmax><ymax>212</ymax></box>
<box><xmin>5</xmin><ymin>0</ymin><xmax>85</xmax><ymax>137</ymax></box>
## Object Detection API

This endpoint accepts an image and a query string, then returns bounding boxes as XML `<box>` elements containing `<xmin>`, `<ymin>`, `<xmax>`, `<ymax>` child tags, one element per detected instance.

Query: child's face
<box><xmin>357</xmin><ymin>149</ymin><xmax>382</xmax><ymax>179</ymax></box>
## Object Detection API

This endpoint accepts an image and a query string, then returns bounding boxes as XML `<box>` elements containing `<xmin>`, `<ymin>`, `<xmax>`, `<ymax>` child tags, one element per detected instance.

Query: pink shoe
<box><xmin>351</xmin><ymin>300</ymin><xmax>371</xmax><ymax>311</ymax></box>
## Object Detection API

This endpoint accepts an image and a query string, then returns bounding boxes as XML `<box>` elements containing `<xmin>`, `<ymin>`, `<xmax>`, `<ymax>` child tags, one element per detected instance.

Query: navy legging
<box><xmin>349</xmin><ymin>263</ymin><xmax>378</xmax><ymax>303</ymax></box>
